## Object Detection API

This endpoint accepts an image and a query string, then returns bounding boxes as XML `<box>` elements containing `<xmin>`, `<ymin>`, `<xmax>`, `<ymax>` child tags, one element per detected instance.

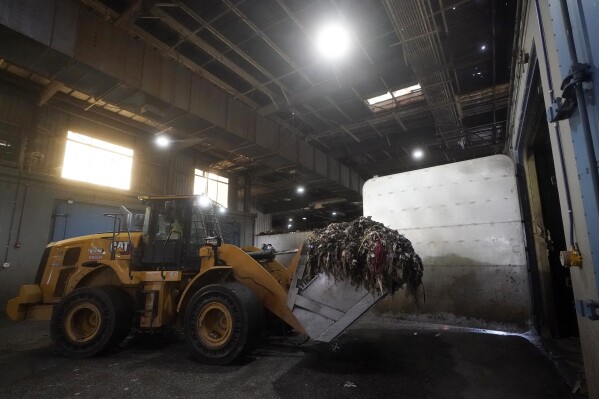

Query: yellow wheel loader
<box><xmin>7</xmin><ymin>196</ymin><xmax>387</xmax><ymax>364</ymax></box>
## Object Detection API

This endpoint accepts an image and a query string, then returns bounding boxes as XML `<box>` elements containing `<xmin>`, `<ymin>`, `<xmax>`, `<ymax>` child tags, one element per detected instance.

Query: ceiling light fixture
<box><xmin>198</xmin><ymin>195</ymin><xmax>211</xmax><ymax>208</ymax></box>
<box><xmin>297</xmin><ymin>186</ymin><xmax>305</xmax><ymax>194</ymax></box>
<box><xmin>155</xmin><ymin>135</ymin><xmax>171</xmax><ymax>148</ymax></box>
<box><xmin>481</xmin><ymin>45</ymin><xmax>487</xmax><ymax>50</ymax></box>
<box><xmin>412</xmin><ymin>148</ymin><xmax>424</xmax><ymax>160</ymax></box>
<box><xmin>315</xmin><ymin>23</ymin><xmax>351</xmax><ymax>60</ymax></box>
<box><xmin>302</xmin><ymin>217</ymin><xmax>307</xmax><ymax>220</ymax></box>
<box><xmin>332</xmin><ymin>211</ymin><xmax>337</xmax><ymax>216</ymax></box>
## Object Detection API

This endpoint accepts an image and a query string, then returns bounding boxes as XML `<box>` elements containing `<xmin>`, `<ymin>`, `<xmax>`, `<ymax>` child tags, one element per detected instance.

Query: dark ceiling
<box><xmin>3</xmin><ymin>0</ymin><xmax>518</xmax><ymax>231</ymax></box>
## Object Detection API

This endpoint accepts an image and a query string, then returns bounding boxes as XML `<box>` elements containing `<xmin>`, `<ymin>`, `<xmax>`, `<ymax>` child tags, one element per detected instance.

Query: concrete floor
<box><xmin>0</xmin><ymin>317</ymin><xmax>581</xmax><ymax>399</ymax></box>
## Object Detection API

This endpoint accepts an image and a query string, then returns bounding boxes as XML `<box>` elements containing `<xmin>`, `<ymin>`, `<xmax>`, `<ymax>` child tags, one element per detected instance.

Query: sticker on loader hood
<box><xmin>88</xmin><ymin>247</ymin><xmax>105</xmax><ymax>260</ymax></box>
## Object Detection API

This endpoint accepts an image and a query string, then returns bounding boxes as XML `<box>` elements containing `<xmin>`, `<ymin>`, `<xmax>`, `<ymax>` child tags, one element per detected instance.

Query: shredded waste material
<box><xmin>305</xmin><ymin>217</ymin><xmax>424</xmax><ymax>299</ymax></box>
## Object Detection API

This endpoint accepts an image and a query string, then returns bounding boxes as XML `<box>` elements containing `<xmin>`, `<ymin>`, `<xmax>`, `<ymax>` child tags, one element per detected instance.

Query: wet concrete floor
<box><xmin>0</xmin><ymin>317</ymin><xmax>580</xmax><ymax>399</ymax></box>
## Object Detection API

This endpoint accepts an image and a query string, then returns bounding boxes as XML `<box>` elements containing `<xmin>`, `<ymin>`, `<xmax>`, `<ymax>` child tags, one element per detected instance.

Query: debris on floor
<box><xmin>305</xmin><ymin>216</ymin><xmax>424</xmax><ymax>298</ymax></box>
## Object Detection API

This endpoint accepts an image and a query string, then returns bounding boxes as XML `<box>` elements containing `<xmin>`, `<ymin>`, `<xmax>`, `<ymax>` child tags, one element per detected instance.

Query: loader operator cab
<box><xmin>132</xmin><ymin>195</ymin><xmax>221</xmax><ymax>271</ymax></box>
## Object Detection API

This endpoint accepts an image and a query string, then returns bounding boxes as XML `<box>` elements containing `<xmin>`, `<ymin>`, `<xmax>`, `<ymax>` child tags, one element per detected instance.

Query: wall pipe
<box><xmin>534</xmin><ymin>0</ymin><xmax>577</xmax><ymax>247</ymax></box>
<box><xmin>3</xmin><ymin>172</ymin><xmax>21</xmax><ymax>266</ymax></box>
<box><xmin>12</xmin><ymin>184</ymin><xmax>29</xmax><ymax>248</ymax></box>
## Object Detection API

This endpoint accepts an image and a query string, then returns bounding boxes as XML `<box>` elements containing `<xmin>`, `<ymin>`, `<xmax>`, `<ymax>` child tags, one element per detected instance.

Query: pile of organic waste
<box><xmin>305</xmin><ymin>217</ymin><xmax>423</xmax><ymax>299</ymax></box>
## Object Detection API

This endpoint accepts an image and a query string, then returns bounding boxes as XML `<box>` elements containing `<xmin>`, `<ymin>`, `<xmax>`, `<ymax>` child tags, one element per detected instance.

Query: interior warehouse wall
<box><xmin>0</xmin><ymin>170</ymin><xmax>143</xmax><ymax>312</ymax></box>
<box><xmin>363</xmin><ymin>155</ymin><xmax>532</xmax><ymax>331</ymax></box>
<box><xmin>509</xmin><ymin>1</ymin><xmax>599</xmax><ymax>396</ymax></box>
<box><xmin>0</xmin><ymin>81</ymin><xmax>254</xmax><ymax>312</ymax></box>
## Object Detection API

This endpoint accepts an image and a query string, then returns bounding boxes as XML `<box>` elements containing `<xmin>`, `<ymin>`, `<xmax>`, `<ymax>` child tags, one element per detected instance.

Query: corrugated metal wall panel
<box><xmin>50</xmin><ymin>0</ymin><xmax>78</xmax><ymax>57</ymax></box>
<box><xmin>350</xmin><ymin>171</ymin><xmax>360</xmax><ymax>191</ymax></box>
<box><xmin>278</xmin><ymin>131</ymin><xmax>297</xmax><ymax>163</ymax></box>
<box><xmin>340</xmin><ymin>165</ymin><xmax>350</xmax><ymax>188</ymax></box>
<box><xmin>0</xmin><ymin>0</ymin><xmax>56</xmax><ymax>48</ymax></box>
<box><xmin>159</xmin><ymin>58</ymin><xmax>175</xmax><ymax>105</ymax></box>
<box><xmin>329</xmin><ymin>157</ymin><xmax>339</xmax><ymax>182</ymax></box>
<box><xmin>254</xmin><ymin>209</ymin><xmax>272</xmax><ymax>235</ymax></box>
<box><xmin>0</xmin><ymin>82</ymin><xmax>32</xmax><ymax>125</ymax></box>
<box><xmin>74</xmin><ymin>10</ymin><xmax>112</xmax><ymax>76</ymax></box>
<box><xmin>226</xmin><ymin>98</ymin><xmax>251</xmax><ymax>140</ymax></box>
<box><xmin>141</xmin><ymin>48</ymin><xmax>163</xmax><ymax>99</ymax></box>
<box><xmin>298</xmin><ymin>140</ymin><xmax>313</xmax><ymax>169</ymax></box>
<box><xmin>170</xmin><ymin>151</ymin><xmax>194</xmax><ymax>195</ymax></box>
<box><xmin>172</xmin><ymin>64</ymin><xmax>191</xmax><ymax>111</ymax></box>
<box><xmin>0</xmin><ymin>81</ymin><xmax>207</xmax><ymax>195</ymax></box>
<box><xmin>195</xmin><ymin>79</ymin><xmax>228</xmax><ymax>127</ymax></box>
<box><xmin>135</xmin><ymin>159</ymin><xmax>167</xmax><ymax>195</ymax></box>
<box><xmin>314</xmin><ymin>149</ymin><xmax>327</xmax><ymax>177</ymax></box>
<box><xmin>124</xmin><ymin>37</ymin><xmax>144</xmax><ymax>88</ymax></box>
<box><xmin>256</xmin><ymin>117</ymin><xmax>277</xmax><ymax>152</ymax></box>
<box><xmin>32</xmin><ymin>108</ymin><xmax>69</xmax><ymax>176</ymax></box>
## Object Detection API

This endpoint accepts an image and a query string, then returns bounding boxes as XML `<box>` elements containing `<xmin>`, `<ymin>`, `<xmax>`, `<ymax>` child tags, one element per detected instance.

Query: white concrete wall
<box><xmin>363</xmin><ymin>155</ymin><xmax>532</xmax><ymax>330</ymax></box>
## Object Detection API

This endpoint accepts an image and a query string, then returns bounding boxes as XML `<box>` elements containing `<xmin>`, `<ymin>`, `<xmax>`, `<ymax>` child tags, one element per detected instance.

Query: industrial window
<box><xmin>193</xmin><ymin>169</ymin><xmax>228</xmax><ymax>207</ymax></box>
<box><xmin>0</xmin><ymin>122</ymin><xmax>22</xmax><ymax>164</ymax></box>
<box><xmin>366</xmin><ymin>84</ymin><xmax>422</xmax><ymax>112</ymax></box>
<box><xmin>62</xmin><ymin>131</ymin><xmax>133</xmax><ymax>190</ymax></box>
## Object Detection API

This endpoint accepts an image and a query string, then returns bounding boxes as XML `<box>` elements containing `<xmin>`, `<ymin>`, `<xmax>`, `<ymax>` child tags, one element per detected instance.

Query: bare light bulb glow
<box><xmin>413</xmin><ymin>149</ymin><xmax>424</xmax><ymax>160</ymax></box>
<box><xmin>155</xmin><ymin>135</ymin><xmax>171</xmax><ymax>148</ymax></box>
<box><xmin>297</xmin><ymin>186</ymin><xmax>305</xmax><ymax>194</ymax></box>
<box><xmin>316</xmin><ymin>23</ymin><xmax>351</xmax><ymax>60</ymax></box>
<box><xmin>198</xmin><ymin>195</ymin><xmax>211</xmax><ymax>208</ymax></box>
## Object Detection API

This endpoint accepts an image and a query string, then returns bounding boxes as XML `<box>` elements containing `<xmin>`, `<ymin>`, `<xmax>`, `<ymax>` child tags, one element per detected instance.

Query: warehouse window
<box><xmin>62</xmin><ymin>131</ymin><xmax>133</xmax><ymax>190</ymax></box>
<box><xmin>194</xmin><ymin>169</ymin><xmax>228</xmax><ymax>207</ymax></box>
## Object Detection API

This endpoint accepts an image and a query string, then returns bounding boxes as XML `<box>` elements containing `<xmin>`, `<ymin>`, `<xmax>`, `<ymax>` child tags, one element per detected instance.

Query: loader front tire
<box><xmin>184</xmin><ymin>282</ymin><xmax>263</xmax><ymax>365</ymax></box>
<box><xmin>50</xmin><ymin>286</ymin><xmax>133</xmax><ymax>358</ymax></box>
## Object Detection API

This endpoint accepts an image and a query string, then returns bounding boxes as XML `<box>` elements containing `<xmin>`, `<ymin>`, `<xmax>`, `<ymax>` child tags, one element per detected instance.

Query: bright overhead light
<box><xmin>412</xmin><ymin>148</ymin><xmax>424</xmax><ymax>160</ymax></box>
<box><xmin>481</xmin><ymin>45</ymin><xmax>487</xmax><ymax>50</ymax></box>
<box><xmin>297</xmin><ymin>186</ymin><xmax>305</xmax><ymax>194</ymax></box>
<box><xmin>289</xmin><ymin>218</ymin><xmax>293</xmax><ymax>222</ymax></box>
<box><xmin>302</xmin><ymin>217</ymin><xmax>307</xmax><ymax>220</ymax></box>
<box><xmin>316</xmin><ymin>23</ymin><xmax>351</xmax><ymax>60</ymax></box>
<box><xmin>155</xmin><ymin>135</ymin><xmax>171</xmax><ymax>148</ymax></box>
<box><xmin>198</xmin><ymin>195</ymin><xmax>211</xmax><ymax>208</ymax></box>
<box><xmin>288</xmin><ymin>224</ymin><xmax>292</xmax><ymax>229</ymax></box>
<box><xmin>332</xmin><ymin>211</ymin><xmax>337</xmax><ymax>216</ymax></box>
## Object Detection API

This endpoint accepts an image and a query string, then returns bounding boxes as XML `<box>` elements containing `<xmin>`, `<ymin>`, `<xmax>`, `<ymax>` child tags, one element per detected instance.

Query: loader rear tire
<box><xmin>50</xmin><ymin>286</ymin><xmax>133</xmax><ymax>358</ymax></box>
<box><xmin>184</xmin><ymin>282</ymin><xmax>263</xmax><ymax>365</ymax></box>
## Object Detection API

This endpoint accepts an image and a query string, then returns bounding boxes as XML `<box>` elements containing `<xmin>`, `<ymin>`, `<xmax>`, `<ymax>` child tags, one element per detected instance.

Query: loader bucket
<box><xmin>286</xmin><ymin>244</ymin><xmax>387</xmax><ymax>342</ymax></box>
